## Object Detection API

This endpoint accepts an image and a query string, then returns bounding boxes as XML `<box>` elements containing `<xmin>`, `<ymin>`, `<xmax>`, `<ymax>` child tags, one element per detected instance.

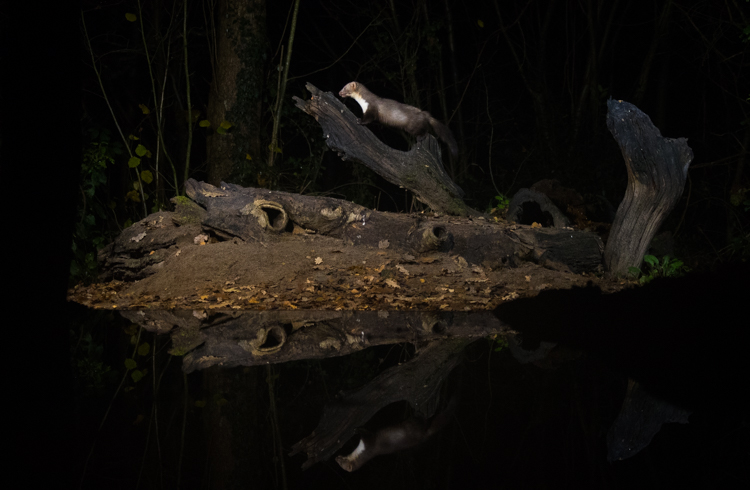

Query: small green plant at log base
<box><xmin>489</xmin><ymin>194</ymin><xmax>510</xmax><ymax>215</ymax></box>
<box><xmin>491</xmin><ymin>335</ymin><xmax>509</xmax><ymax>353</ymax></box>
<box><xmin>628</xmin><ymin>255</ymin><xmax>689</xmax><ymax>284</ymax></box>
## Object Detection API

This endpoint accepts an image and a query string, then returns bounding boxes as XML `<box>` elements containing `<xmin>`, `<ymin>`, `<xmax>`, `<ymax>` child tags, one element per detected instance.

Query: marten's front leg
<box><xmin>358</xmin><ymin>110</ymin><xmax>378</xmax><ymax>126</ymax></box>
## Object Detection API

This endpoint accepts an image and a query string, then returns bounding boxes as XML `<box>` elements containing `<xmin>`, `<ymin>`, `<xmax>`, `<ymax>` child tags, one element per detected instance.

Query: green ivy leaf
<box><xmin>131</xmin><ymin>370</ymin><xmax>144</xmax><ymax>383</ymax></box>
<box><xmin>126</xmin><ymin>189</ymin><xmax>140</xmax><ymax>202</ymax></box>
<box><xmin>135</xmin><ymin>144</ymin><xmax>148</xmax><ymax>157</ymax></box>
<box><xmin>138</xmin><ymin>342</ymin><xmax>150</xmax><ymax>356</ymax></box>
<box><xmin>140</xmin><ymin>170</ymin><xmax>153</xmax><ymax>184</ymax></box>
<box><xmin>125</xmin><ymin>358</ymin><xmax>137</xmax><ymax>370</ymax></box>
<box><xmin>128</xmin><ymin>157</ymin><xmax>141</xmax><ymax>168</ymax></box>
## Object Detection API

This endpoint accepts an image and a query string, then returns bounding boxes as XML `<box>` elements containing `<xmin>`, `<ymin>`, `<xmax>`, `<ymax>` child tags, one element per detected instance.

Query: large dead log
<box><xmin>116</xmin><ymin>309</ymin><xmax>508</xmax><ymax>372</ymax></box>
<box><xmin>293</xmin><ymin>83</ymin><xmax>476</xmax><ymax>217</ymax></box>
<box><xmin>604</xmin><ymin>99</ymin><xmax>693</xmax><ymax>276</ymax></box>
<box><xmin>91</xmin><ymin>179</ymin><xmax>604</xmax><ymax>289</ymax></box>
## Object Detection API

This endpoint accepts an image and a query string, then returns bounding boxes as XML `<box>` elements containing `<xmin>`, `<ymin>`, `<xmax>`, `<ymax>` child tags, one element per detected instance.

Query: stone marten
<box><xmin>339</xmin><ymin>81</ymin><xmax>459</xmax><ymax>157</ymax></box>
<box><xmin>335</xmin><ymin>396</ymin><xmax>458</xmax><ymax>472</ymax></box>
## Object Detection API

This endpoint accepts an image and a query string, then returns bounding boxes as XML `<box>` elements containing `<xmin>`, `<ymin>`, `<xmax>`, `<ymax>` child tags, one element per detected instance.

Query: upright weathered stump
<box><xmin>604</xmin><ymin>99</ymin><xmax>693</xmax><ymax>276</ymax></box>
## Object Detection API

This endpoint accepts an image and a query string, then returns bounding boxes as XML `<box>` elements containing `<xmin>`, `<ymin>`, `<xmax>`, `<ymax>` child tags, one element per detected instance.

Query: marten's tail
<box><xmin>429</xmin><ymin>117</ymin><xmax>458</xmax><ymax>157</ymax></box>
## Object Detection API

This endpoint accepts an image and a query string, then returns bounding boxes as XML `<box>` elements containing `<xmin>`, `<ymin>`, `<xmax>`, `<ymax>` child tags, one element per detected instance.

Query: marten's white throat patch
<box><xmin>339</xmin><ymin>438</ymin><xmax>366</xmax><ymax>466</ymax></box>
<box><xmin>349</xmin><ymin>93</ymin><xmax>369</xmax><ymax>113</ymax></box>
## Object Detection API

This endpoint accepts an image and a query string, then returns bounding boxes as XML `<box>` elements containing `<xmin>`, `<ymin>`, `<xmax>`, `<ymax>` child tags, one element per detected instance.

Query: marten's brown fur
<box><xmin>339</xmin><ymin>81</ymin><xmax>458</xmax><ymax>157</ymax></box>
<box><xmin>335</xmin><ymin>396</ymin><xmax>457</xmax><ymax>472</ymax></box>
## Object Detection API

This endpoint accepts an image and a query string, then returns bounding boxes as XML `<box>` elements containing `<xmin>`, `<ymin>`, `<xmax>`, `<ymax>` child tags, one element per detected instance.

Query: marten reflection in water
<box><xmin>336</xmin><ymin>396</ymin><xmax>458</xmax><ymax>472</ymax></box>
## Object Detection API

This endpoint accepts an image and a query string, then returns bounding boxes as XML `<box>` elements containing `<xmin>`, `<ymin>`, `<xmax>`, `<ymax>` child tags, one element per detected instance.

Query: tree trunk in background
<box><xmin>207</xmin><ymin>0</ymin><xmax>267</xmax><ymax>186</ymax></box>
<box><xmin>632</xmin><ymin>0</ymin><xmax>673</xmax><ymax>108</ymax></box>
<box><xmin>203</xmin><ymin>366</ymin><xmax>269</xmax><ymax>488</ymax></box>
<box><xmin>493</xmin><ymin>0</ymin><xmax>559</xmax><ymax>161</ymax></box>
<box><xmin>442</xmin><ymin>0</ymin><xmax>464</xmax><ymax>179</ymax></box>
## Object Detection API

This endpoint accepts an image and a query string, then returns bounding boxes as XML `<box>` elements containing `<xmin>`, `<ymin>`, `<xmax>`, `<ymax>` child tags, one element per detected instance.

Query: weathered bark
<box><xmin>94</xmin><ymin>179</ymin><xmax>603</xmax><ymax>285</ymax></box>
<box><xmin>604</xmin><ymin>99</ymin><xmax>693</xmax><ymax>276</ymax></box>
<box><xmin>293</xmin><ymin>83</ymin><xmax>474</xmax><ymax>217</ymax></box>
<box><xmin>187</xmin><ymin>179</ymin><xmax>371</xmax><ymax>240</ymax></box>
<box><xmin>290</xmin><ymin>338</ymin><xmax>468</xmax><ymax>470</ymax></box>
<box><xmin>607</xmin><ymin>378</ymin><xmax>689</xmax><ymax>462</ymax></box>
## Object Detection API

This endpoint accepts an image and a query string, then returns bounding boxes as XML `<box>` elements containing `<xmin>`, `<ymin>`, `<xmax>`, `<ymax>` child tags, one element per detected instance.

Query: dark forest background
<box><xmin>74</xmin><ymin>0</ymin><xmax>749</xmax><ymax>284</ymax></box>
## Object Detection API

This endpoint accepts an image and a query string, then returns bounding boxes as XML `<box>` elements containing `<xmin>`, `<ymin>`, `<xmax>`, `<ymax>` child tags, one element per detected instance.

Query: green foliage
<box><xmin>137</xmin><ymin>342</ymin><xmax>151</xmax><ymax>357</ymax></box>
<box><xmin>124</xmin><ymin>338</ymin><xmax>150</xmax><ymax>385</ymax></box>
<box><xmin>70</xmin><ymin>325</ymin><xmax>119</xmax><ymax>398</ymax></box>
<box><xmin>491</xmin><ymin>335</ymin><xmax>509</xmax><ymax>353</ymax></box>
<box><xmin>73</xmin><ymin>334</ymin><xmax>114</xmax><ymax>389</ymax></box>
<box><xmin>628</xmin><ymin>254</ymin><xmax>690</xmax><ymax>284</ymax></box>
<box><xmin>725</xmin><ymin>233</ymin><xmax>750</xmax><ymax>261</ymax></box>
<box><xmin>131</xmin><ymin>369</ymin><xmax>145</xmax><ymax>383</ymax></box>
<box><xmin>493</xmin><ymin>194</ymin><xmax>510</xmax><ymax>212</ymax></box>
<box><xmin>216</xmin><ymin>120</ymin><xmax>233</xmax><ymax>135</ymax></box>
<box><xmin>71</xmin><ymin>127</ymin><xmax>122</xmax><ymax>285</ymax></box>
<box><xmin>213</xmin><ymin>394</ymin><xmax>229</xmax><ymax>407</ymax></box>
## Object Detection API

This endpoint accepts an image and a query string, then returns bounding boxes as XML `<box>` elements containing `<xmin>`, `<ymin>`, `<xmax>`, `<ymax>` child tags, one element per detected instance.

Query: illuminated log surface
<box><xmin>69</xmin><ymin>179</ymin><xmax>611</xmax><ymax>311</ymax></box>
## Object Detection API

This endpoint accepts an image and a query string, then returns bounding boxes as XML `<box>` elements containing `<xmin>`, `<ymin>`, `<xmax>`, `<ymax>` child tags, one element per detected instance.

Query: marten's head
<box><xmin>338</xmin><ymin>81</ymin><xmax>359</xmax><ymax>98</ymax></box>
<box><xmin>335</xmin><ymin>436</ymin><xmax>368</xmax><ymax>472</ymax></box>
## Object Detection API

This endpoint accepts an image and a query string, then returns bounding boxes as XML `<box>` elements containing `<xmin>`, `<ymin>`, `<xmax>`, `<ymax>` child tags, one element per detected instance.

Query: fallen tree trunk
<box><xmin>91</xmin><ymin>179</ymin><xmax>604</xmax><ymax>291</ymax></box>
